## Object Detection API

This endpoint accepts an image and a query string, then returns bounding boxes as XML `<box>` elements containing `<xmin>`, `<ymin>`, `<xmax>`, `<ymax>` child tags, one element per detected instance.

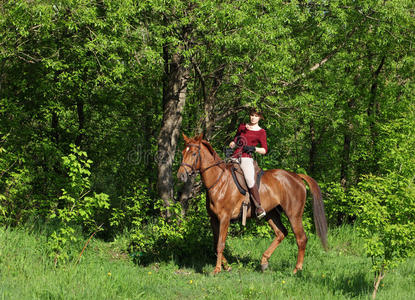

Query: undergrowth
<box><xmin>1</xmin><ymin>225</ymin><xmax>414</xmax><ymax>299</ymax></box>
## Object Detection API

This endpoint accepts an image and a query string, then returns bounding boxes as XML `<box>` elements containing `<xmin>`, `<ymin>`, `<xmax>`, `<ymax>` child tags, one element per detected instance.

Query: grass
<box><xmin>0</xmin><ymin>225</ymin><xmax>414</xmax><ymax>299</ymax></box>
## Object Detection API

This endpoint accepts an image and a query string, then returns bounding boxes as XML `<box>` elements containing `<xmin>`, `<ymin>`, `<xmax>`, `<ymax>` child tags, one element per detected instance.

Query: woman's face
<box><xmin>250</xmin><ymin>113</ymin><xmax>261</xmax><ymax>125</ymax></box>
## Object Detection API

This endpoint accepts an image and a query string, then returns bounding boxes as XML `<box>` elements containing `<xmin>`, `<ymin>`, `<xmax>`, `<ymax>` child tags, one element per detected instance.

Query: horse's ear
<box><xmin>195</xmin><ymin>133</ymin><xmax>204</xmax><ymax>142</ymax></box>
<box><xmin>182</xmin><ymin>133</ymin><xmax>190</xmax><ymax>143</ymax></box>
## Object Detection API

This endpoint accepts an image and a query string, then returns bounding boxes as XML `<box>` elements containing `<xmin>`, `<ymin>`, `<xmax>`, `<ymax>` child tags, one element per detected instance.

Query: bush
<box><xmin>127</xmin><ymin>192</ymin><xmax>214</xmax><ymax>265</ymax></box>
<box><xmin>320</xmin><ymin>181</ymin><xmax>354</xmax><ymax>226</ymax></box>
<box><xmin>47</xmin><ymin>144</ymin><xmax>110</xmax><ymax>265</ymax></box>
<box><xmin>351</xmin><ymin>172</ymin><xmax>415</xmax><ymax>298</ymax></box>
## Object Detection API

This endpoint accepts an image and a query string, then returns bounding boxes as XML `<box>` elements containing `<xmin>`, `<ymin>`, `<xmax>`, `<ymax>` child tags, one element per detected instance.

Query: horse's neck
<box><xmin>200</xmin><ymin>148</ymin><xmax>225</xmax><ymax>188</ymax></box>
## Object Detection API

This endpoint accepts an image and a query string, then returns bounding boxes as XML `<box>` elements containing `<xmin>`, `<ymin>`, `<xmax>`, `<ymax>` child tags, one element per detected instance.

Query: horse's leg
<box><xmin>213</xmin><ymin>216</ymin><xmax>230</xmax><ymax>274</ymax></box>
<box><xmin>209</xmin><ymin>214</ymin><xmax>231</xmax><ymax>271</ymax></box>
<box><xmin>261</xmin><ymin>208</ymin><xmax>288</xmax><ymax>271</ymax></box>
<box><xmin>288</xmin><ymin>215</ymin><xmax>308</xmax><ymax>274</ymax></box>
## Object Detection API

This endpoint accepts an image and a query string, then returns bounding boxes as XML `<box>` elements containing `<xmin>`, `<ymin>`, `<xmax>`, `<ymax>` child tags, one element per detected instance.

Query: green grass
<box><xmin>0</xmin><ymin>226</ymin><xmax>414</xmax><ymax>299</ymax></box>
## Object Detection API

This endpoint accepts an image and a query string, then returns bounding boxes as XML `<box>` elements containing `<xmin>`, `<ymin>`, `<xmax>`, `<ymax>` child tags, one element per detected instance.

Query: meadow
<box><xmin>0</xmin><ymin>225</ymin><xmax>414</xmax><ymax>300</ymax></box>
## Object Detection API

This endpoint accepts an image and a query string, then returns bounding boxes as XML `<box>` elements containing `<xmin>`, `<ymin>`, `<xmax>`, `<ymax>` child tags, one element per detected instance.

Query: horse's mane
<box><xmin>201</xmin><ymin>139</ymin><xmax>223</xmax><ymax>162</ymax></box>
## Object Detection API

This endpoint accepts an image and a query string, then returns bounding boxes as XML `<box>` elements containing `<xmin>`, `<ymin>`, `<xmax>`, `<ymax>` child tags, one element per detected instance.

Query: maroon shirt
<box><xmin>232</xmin><ymin>124</ymin><xmax>268</xmax><ymax>158</ymax></box>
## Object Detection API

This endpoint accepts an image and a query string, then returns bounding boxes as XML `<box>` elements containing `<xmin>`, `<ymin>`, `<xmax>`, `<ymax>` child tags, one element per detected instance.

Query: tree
<box><xmin>352</xmin><ymin>93</ymin><xmax>415</xmax><ymax>298</ymax></box>
<box><xmin>352</xmin><ymin>173</ymin><xmax>415</xmax><ymax>299</ymax></box>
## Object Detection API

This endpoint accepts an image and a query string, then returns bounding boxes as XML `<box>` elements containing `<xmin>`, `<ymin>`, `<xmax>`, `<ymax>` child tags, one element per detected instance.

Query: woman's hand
<box><xmin>243</xmin><ymin>145</ymin><xmax>256</xmax><ymax>154</ymax></box>
<box><xmin>242</xmin><ymin>146</ymin><xmax>267</xmax><ymax>155</ymax></box>
<box><xmin>225</xmin><ymin>148</ymin><xmax>234</xmax><ymax>157</ymax></box>
<box><xmin>256</xmin><ymin>147</ymin><xmax>266</xmax><ymax>155</ymax></box>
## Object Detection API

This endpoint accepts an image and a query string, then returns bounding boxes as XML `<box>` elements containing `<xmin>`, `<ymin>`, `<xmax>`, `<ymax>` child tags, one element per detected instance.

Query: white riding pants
<box><xmin>240</xmin><ymin>157</ymin><xmax>255</xmax><ymax>188</ymax></box>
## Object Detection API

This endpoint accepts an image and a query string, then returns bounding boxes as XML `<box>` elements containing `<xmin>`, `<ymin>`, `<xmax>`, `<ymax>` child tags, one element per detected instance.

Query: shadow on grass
<box><xmin>131</xmin><ymin>233</ymin><xmax>262</xmax><ymax>274</ymax></box>
<box><xmin>132</xmin><ymin>233</ymin><xmax>373</xmax><ymax>298</ymax></box>
<box><xmin>333</xmin><ymin>272</ymin><xmax>372</xmax><ymax>298</ymax></box>
<box><xmin>291</xmin><ymin>263</ymin><xmax>372</xmax><ymax>298</ymax></box>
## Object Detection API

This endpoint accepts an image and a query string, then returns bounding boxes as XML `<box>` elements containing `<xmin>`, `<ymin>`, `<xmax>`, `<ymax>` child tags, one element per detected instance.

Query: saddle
<box><xmin>230</xmin><ymin>160</ymin><xmax>264</xmax><ymax>195</ymax></box>
<box><xmin>229</xmin><ymin>160</ymin><xmax>265</xmax><ymax>226</ymax></box>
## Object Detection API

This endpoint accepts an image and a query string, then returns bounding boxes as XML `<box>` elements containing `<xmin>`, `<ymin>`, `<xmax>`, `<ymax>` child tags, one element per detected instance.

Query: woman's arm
<box><xmin>229</xmin><ymin>124</ymin><xmax>244</xmax><ymax>148</ymax></box>
<box><xmin>256</xmin><ymin>130</ymin><xmax>268</xmax><ymax>155</ymax></box>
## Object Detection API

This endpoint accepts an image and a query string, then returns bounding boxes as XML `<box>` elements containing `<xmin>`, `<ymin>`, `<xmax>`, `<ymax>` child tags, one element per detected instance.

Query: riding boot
<box><xmin>248</xmin><ymin>186</ymin><xmax>266</xmax><ymax>219</ymax></box>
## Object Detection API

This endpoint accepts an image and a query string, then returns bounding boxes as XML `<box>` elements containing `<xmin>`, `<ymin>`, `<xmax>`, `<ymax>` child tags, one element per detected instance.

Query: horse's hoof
<box><xmin>261</xmin><ymin>263</ymin><xmax>269</xmax><ymax>272</ymax></box>
<box><xmin>212</xmin><ymin>267</ymin><xmax>221</xmax><ymax>275</ymax></box>
<box><xmin>224</xmin><ymin>265</ymin><xmax>232</xmax><ymax>272</ymax></box>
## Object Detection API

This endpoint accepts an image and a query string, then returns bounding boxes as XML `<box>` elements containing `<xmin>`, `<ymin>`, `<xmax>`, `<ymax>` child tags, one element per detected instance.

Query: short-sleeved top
<box><xmin>232</xmin><ymin>123</ymin><xmax>268</xmax><ymax>158</ymax></box>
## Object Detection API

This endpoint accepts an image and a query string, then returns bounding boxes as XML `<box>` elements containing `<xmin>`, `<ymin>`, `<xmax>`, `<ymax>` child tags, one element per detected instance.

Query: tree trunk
<box><xmin>178</xmin><ymin>64</ymin><xmax>224</xmax><ymax>217</ymax></box>
<box><xmin>75</xmin><ymin>99</ymin><xmax>84</xmax><ymax>146</ymax></box>
<box><xmin>308</xmin><ymin>120</ymin><xmax>317</xmax><ymax>176</ymax></box>
<box><xmin>157</xmin><ymin>50</ymin><xmax>189</xmax><ymax>216</ymax></box>
<box><xmin>372</xmin><ymin>266</ymin><xmax>385</xmax><ymax>299</ymax></box>
<box><xmin>193</xmin><ymin>63</ymin><xmax>224</xmax><ymax>140</ymax></box>
<box><xmin>340</xmin><ymin>98</ymin><xmax>355</xmax><ymax>190</ymax></box>
<box><xmin>367</xmin><ymin>56</ymin><xmax>385</xmax><ymax>173</ymax></box>
<box><xmin>340</xmin><ymin>130</ymin><xmax>351</xmax><ymax>189</ymax></box>
<box><xmin>204</xmin><ymin>68</ymin><xmax>224</xmax><ymax>140</ymax></box>
<box><xmin>51</xmin><ymin>110</ymin><xmax>59</xmax><ymax>144</ymax></box>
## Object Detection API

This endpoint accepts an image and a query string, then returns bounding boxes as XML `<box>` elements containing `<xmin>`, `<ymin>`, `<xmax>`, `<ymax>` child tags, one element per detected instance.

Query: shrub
<box><xmin>320</xmin><ymin>181</ymin><xmax>354</xmax><ymax>226</ymax></box>
<box><xmin>47</xmin><ymin>144</ymin><xmax>110</xmax><ymax>265</ymax></box>
<box><xmin>127</xmin><ymin>192</ymin><xmax>214</xmax><ymax>265</ymax></box>
<box><xmin>351</xmin><ymin>172</ymin><xmax>415</xmax><ymax>298</ymax></box>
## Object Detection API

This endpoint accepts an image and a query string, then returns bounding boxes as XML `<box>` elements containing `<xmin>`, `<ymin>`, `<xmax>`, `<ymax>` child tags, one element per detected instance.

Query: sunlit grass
<box><xmin>0</xmin><ymin>226</ymin><xmax>414</xmax><ymax>299</ymax></box>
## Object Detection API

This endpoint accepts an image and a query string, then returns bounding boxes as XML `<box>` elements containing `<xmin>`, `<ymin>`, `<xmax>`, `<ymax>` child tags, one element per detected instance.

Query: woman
<box><xmin>229</xmin><ymin>108</ymin><xmax>267</xmax><ymax>219</ymax></box>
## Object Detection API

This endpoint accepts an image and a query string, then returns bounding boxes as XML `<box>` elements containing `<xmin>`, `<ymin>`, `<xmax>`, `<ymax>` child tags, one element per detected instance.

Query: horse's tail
<box><xmin>298</xmin><ymin>174</ymin><xmax>328</xmax><ymax>251</ymax></box>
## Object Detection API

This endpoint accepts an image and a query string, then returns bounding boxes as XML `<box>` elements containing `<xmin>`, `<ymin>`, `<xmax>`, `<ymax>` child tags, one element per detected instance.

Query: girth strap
<box><xmin>256</xmin><ymin>169</ymin><xmax>265</xmax><ymax>189</ymax></box>
<box><xmin>231</xmin><ymin>167</ymin><xmax>247</xmax><ymax>195</ymax></box>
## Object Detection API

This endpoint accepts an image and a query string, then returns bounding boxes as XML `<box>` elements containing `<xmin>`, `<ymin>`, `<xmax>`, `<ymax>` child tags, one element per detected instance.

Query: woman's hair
<box><xmin>249</xmin><ymin>108</ymin><xmax>264</xmax><ymax>120</ymax></box>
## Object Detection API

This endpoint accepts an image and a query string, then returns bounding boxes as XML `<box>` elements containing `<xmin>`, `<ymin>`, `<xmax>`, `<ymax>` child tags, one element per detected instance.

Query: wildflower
<box><xmin>148</xmin><ymin>271</ymin><xmax>152</xmax><ymax>275</ymax></box>
<box><xmin>108</xmin><ymin>272</ymin><xmax>111</xmax><ymax>277</ymax></box>
<box><xmin>322</xmin><ymin>274</ymin><xmax>325</xmax><ymax>278</ymax></box>
<box><xmin>189</xmin><ymin>280</ymin><xmax>193</xmax><ymax>284</ymax></box>
<box><xmin>282</xmin><ymin>280</ymin><xmax>286</xmax><ymax>284</ymax></box>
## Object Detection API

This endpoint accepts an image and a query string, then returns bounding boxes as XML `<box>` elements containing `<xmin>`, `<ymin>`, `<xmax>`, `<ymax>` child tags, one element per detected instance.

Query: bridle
<box><xmin>180</xmin><ymin>144</ymin><xmax>201</xmax><ymax>176</ymax></box>
<box><xmin>180</xmin><ymin>143</ymin><xmax>226</xmax><ymax>192</ymax></box>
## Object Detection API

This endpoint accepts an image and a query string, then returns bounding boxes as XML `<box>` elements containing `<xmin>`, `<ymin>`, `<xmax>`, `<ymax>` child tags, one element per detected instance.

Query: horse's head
<box><xmin>177</xmin><ymin>133</ymin><xmax>203</xmax><ymax>182</ymax></box>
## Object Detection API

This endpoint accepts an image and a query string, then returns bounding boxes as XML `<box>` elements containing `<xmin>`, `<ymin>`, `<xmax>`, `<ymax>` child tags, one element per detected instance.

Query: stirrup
<box><xmin>256</xmin><ymin>208</ymin><xmax>266</xmax><ymax>219</ymax></box>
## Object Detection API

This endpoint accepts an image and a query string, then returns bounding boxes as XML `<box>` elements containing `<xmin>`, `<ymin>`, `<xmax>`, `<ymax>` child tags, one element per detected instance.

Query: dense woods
<box><xmin>1</xmin><ymin>0</ymin><xmax>414</xmax><ymax>288</ymax></box>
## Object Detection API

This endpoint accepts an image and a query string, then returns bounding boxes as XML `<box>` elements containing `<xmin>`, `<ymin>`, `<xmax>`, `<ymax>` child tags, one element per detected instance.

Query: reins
<box><xmin>180</xmin><ymin>143</ymin><xmax>226</xmax><ymax>192</ymax></box>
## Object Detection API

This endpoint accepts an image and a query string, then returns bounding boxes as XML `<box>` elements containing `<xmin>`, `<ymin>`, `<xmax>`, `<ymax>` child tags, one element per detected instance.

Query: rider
<box><xmin>228</xmin><ymin>108</ymin><xmax>267</xmax><ymax>219</ymax></box>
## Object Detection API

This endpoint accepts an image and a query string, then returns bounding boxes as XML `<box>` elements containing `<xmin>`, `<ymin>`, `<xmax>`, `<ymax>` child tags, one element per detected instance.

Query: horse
<box><xmin>177</xmin><ymin>133</ymin><xmax>328</xmax><ymax>274</ymax></box>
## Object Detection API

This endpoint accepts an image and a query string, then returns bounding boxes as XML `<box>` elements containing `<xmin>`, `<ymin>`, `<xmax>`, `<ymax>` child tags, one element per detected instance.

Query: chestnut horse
<box><xmin>177</xmin><ymin>134</ymin><xmax>328</xmax><ymax>274</ymax></box>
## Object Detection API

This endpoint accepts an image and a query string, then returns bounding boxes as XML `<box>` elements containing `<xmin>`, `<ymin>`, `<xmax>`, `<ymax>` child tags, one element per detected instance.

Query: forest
<box><xmin>1</xmin><ymin>0</ymin><xmax>414</xmax><ymax>296</ymax></box>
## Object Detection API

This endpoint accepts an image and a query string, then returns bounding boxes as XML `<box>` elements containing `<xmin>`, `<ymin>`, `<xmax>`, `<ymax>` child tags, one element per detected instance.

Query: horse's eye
<box><xmin>192</xmin><ymin>152</ymin><xmax>197</xmax><ymax>157</ymax></box>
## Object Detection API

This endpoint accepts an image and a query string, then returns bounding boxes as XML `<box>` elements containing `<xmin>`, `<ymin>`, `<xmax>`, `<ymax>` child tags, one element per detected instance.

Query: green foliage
<box><xmin>128</xmin><ymin>193</ymin><xmax>213</xmax><ymax>265</ymax></box>
<box><xmin>352</xmin><ymin>173</ymin><xmax>415</xmax><ymax>272</ymax></box>
<box><xmin>110</xmin><ymin>186</ymin><xmax>155</xmax><ymax>258</ymax></box>
<box><xmin>109</xmin><ymin>186</ymin><xmax>152</xmax><ymax>233</ymax></box>
<box><xmin>377</xmin><ymin>105</ymin><xmax>415</xmax><ymax>177</ymax></box>
<box><xmin>48</xmin><ymin>144</ymin><xmax>109</xmax><ymax>264</ymax></box>
<box><xmin>320</xmin><ymin>182</ymin><xmax>353</xmax><ymax>226</ymax></box>
<box><xmin>348</xmin><ymin>104</ymin><xmax>415</xmax><ymax>296</ymax></box>
<box><xmin>0</xmin><ymin>133</ymin><xmax>34</xmax><ymax>226</ymax></box>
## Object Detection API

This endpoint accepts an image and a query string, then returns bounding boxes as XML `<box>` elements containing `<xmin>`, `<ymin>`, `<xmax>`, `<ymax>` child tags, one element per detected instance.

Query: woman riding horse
<box><xmin>228</xmin><ymin>108</ymin><xmax>267</xmax><ymax>219</ymax></box>
<box><xmin>177</xmin><ymin>133</ymin><xmax>328</xmax><ymax>274</ymax></box>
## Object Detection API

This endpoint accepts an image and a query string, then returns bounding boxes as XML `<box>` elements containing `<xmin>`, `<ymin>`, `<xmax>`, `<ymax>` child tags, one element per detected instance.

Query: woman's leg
<box><xmin>240</xmin><ymin>158</ymin><xmax>256</xmax><ymax>188</ymax></box>
<box><xmin>240</xmin><ymin>158</ymin><xmax>266</xmax><ymax>219</ymax></box>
